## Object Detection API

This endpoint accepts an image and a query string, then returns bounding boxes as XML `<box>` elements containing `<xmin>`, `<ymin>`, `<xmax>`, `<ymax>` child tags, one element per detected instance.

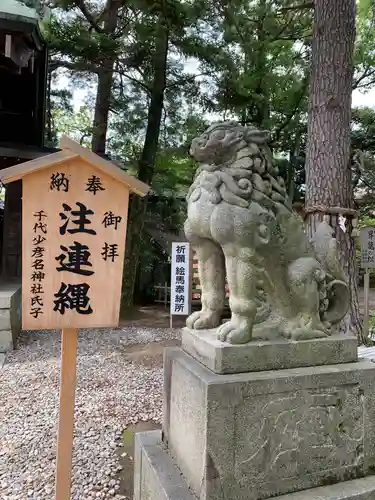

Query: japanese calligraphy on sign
<box><xmin>0</xmin><ymin>137</ymin><xmax>149</xmax><ymax>500</ymax></box>
<box><xmin>170</xmin><ymin>242</ymin><xmax>191</xmax><ymax>316</ymax></box>
<box><xmin>22</xmin><ymin>162</ymin><xmax>128</xmax><ymax>329</ymax></box>
<box><xmin>360</xmin><ymin>226</ymin><xmax>375</xmax><ymax>268</ymax></box>
<box><xmin>9</xmin><ymin>138</ymin><xmax>150</xmax><ymax>330</ymax></box>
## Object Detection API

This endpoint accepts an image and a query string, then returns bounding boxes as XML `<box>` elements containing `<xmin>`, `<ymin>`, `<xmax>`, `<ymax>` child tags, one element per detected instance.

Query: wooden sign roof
<box><xmin>0</xmin><ymin>136</ymin><xmax>149</xmax><ymax>197</ymax></box>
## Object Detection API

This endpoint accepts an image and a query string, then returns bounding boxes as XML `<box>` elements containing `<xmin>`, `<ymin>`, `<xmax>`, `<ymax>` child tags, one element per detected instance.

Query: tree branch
<box><xmin>116</xmin><ymin>68</ymin><xmax>151</xmax><ymax>94</ymax></box>
<box><xmin>80</xmin><ymin>132</ymin><xmax>91</xmax><ymax>145</ymax></box>
<box><xmin>275</xmin><ymin>34</ymin><xmax>311</xmax><ymax>41</ymax></box>
<box><xmin>273</xmin><ymin>76</ymin><xmax>309</xmax><ymax>143</ymax></box>
<box><xmin>73</xmin><ymin>0</ymin><xmax>103</xmax><ymax>33</ymax></box>
<box><xmin>353</xmin><ymin>68</ymin><xmax>375</xmax><ymax>90</ymax></box>
<box><xmin>166</xmin><ymin>71</ymin><xmax>212</xmax><ymax>90</ymax></box>
<box><xmin>50</xmin><ymin>58</ymin><xmax>151</xmax><ymax>94</ymax></box>
<box><xmin>49</xmin><ymin>59</ymin><xmax>99</xmax><ymax>74</ymax></box>
<box><xmin>271</xmin><ymin>18</ymin><xmax>295</xmax><ymax>41</ymax></box>
<box><xmin>279</xmin><ymin>2</ymin><xmax>314</xmax><ymax>11</ymax></box>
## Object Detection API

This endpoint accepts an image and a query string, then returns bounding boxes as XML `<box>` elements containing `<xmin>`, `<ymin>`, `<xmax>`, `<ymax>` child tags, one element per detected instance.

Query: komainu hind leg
<box><xmin>186</xmin><ymin>238</ymin><xmax>226</xmax><ymax>330</ymax></box>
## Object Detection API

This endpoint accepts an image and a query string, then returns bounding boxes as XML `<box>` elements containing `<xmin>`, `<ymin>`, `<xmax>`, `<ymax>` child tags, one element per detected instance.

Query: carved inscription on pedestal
<box><xmin>235</xmin><ymin>385</ymin><xmax>364</xmax><ymax>490</ymax></box>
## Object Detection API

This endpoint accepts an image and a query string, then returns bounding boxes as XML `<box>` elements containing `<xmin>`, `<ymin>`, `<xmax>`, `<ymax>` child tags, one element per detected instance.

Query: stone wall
<box><xmin>0</xmin><ymin>283</ymin><xmax>22</xmax><ymax>352</ymax></box>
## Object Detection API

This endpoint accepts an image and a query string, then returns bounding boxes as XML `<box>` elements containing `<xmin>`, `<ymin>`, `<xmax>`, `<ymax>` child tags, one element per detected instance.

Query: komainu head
<box><xmin>190</xmin><ymin>121</ymin><xmax>271</xmax><ymax>165</ymax></box>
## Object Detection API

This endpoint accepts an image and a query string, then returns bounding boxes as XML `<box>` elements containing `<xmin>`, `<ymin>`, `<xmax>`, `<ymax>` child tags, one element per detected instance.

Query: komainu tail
<box><xmin>311</xmin><ymin>219</ymin><xmax>349</xmax><ymax>324</ymax></box>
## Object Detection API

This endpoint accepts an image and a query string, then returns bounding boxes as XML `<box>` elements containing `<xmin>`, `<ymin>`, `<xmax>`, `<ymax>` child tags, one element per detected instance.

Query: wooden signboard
<box><xmin>170</xmin><ymin>242</ymin><xmax>191</xmax><ymax>315</ymax></box>
<box><xmin>0</xmin><ymin>136</ymin><xmax>149</xmax><ymax>500</ymax></box>
<box><xmin>360</xmin><ymin>226</ymin><xmax>375</xmax><ymax>339</ymax></box>
<box><xmin>22</xmin><ymin>154</ymin><xmax>128</xmax><ymax>330</ymax></box>
<box><xmin>169</xmin><ymin>242</ymin><xmax>192</xmax><ymax>329</ymax></box>
<box><xmin>360</xmin><ymin>226</ymin><xmax>375</xmax><ymax>269</ymax></box>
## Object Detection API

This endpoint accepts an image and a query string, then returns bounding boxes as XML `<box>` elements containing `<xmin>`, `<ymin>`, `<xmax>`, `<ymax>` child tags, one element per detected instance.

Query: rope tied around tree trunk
<box><xmin>302</xmin><ymin>205</ymin><xmax>357</xmax><ymax>220</ymax></box>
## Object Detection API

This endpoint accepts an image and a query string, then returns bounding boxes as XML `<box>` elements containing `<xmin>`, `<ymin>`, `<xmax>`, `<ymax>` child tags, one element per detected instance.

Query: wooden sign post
<box><xmin>0</xmin><ymin>136</ymin><xmax>149</xmax><ymax>500</ymax></box>
<box><xmin>360</xmin><ymin>226</ymin><xmax>375</xmax><ymax>340</ymax></box>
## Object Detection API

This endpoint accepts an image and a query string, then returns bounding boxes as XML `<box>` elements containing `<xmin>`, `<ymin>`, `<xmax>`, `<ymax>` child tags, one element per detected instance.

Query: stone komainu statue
<box><xmin>184</xmin><ymin>121</ymin><xmax>350</xmax><ymax>344</ymax></box>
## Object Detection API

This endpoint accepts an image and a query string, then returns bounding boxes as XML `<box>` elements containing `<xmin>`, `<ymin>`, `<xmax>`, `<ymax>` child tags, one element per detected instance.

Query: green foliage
<box><xmin>359</xmin><ymin>215</ymin><xmax>375</xmax><ymax>228</ymax></box>
<box><xmin>354</xmin><ymin>0</ymin><xmax>375</xmax><ymax>90</ymax></box>
<box><xmin>171</xmin><ymin>0</ymin><xmax>313</xmax><ymax>201</ymax></box>
<box><xmin>52</xmin><ymin>104</ymin><xmax>93</xmax><ymax>147</ymax></box>
<box><xmin>45</xmin><ymin>86</ymin><xmax>74</xmax><ymax>147</ymax></box>
<box><xmin>45</xmin><ymin>0</ymin><xmax>375</xmax><ymax>303</ymax></box>
<box><xmin>183</xmin><ymin>1</ymin><xmax>311</xmax><ymax>129</ymax></box>
<box><xmin>46</xmin><ymin>0</ymin><xmax>375</xmax><ymax>202</ymax></box>
<box><xmin>351</xmin><ymin>107</ymin><xmax>375</xmax><ymax>216</ymax></box>
<box><xmin>45</xmin><ymin>18</ymin><xmax>120</xmax><ymax>75</ymax></box>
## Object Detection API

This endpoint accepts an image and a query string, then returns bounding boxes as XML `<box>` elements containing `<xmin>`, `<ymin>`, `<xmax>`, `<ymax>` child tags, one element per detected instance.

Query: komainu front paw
<box><xmin>217</xmin><ymin>320</ymin><xmax>252</xmax><ymax>344</ymax></box>
<box><xmin>186</xmin><ymin>310</ymin><xmax>221</xmax><ymax>330</ymax></box>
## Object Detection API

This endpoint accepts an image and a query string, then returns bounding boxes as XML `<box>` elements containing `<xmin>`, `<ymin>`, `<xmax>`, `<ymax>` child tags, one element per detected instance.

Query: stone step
<box><xmin>135</xmin><ymin>429</ymin><xmax>375</xmax><ymax>500</ymax></box>
<box><xmin>358</xmin><ymin>345</ymin><xmax>375</xmax><ymax>361</ymax></box>
<box><xmin>134</xmin><ymin>430</ymin><xmax>197</xmax><ymax>500</ymax></box>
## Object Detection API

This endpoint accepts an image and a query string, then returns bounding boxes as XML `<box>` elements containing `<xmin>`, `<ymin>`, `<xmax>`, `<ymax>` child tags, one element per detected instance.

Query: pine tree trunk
<box><xmin>121</xmin><ymin>25</ymin><xmax>169</xmax><ymax>309</ymax></box>
<box><xmin>91</xmin><ymin>0</ymin><xmax>120</xmax><ymax>154</ymax></box>
<box><xmin>305</xmin><ymin>0</ymin><xmax>366</xmax><ymax>344</ymax></box>
<box><xmin>92</xmin><ymin>67</ymin><xmax>114</xmax><ymax>154</ymax></box>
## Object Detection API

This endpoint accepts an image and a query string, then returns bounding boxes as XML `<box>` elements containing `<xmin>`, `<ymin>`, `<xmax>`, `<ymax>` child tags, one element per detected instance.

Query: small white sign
<box><xmin>360</xmin><ymin>226</ymin><xmax>375</xmax><ymax>268</ymax></box>
<box><xmin>170</xmin><ymin>242</ymin><xmax>190</xmax><ymax>315</ymax></box>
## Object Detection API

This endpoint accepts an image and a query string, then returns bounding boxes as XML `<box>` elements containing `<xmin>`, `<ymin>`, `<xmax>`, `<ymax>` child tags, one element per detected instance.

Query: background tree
<box><xmin>121</xmin><ymin>11</ymin><xmax>169</xmax><ymax>309</ymax></box>
<box><xmin>45</xmin><ymin>0</ymin><xmax>375</xmax><ymax>328</ymax></box>
<box><xmin>45</xmin><ymin>0</ymin><xmax>209</xmax><ymax>308</ymax></box>
<box><xmin>45</xmin><ymin>0</ymin><xmax>129</xmax><ymax>153</ymax></box>
<box><xmin>304</xmin><ymin>0</ymin><xmax>363</xmax><ymax>341</ymax></box>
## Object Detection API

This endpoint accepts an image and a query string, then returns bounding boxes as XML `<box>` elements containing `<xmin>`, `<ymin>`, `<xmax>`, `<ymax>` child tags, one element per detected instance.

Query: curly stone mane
<box><xmin>187</xmin><ymin>122</ymin><xmax>291</xmax><ymax>211</ymax></box>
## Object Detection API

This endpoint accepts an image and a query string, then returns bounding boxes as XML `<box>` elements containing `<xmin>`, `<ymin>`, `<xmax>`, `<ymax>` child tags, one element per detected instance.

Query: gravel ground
<box><xmin>0</xmin><ymin>327</ymin><xmax>181</xmax><ymax>500</ymax></box>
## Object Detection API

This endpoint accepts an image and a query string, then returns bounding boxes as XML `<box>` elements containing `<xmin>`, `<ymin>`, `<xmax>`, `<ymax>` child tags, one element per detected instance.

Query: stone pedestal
<box><xmin>134</xmin><ymin>332</ymin><xmax>375</xmax><ymax>500</ymax></box>
<box><xmin>182</xmin><ymin>328</ymin><xmax>358</xmax><ymax>373</ymax></box>
<box><xmin>0</xmin><ymin>282</ymin><xmax>21</xmax><ymax>352</ymax></box>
